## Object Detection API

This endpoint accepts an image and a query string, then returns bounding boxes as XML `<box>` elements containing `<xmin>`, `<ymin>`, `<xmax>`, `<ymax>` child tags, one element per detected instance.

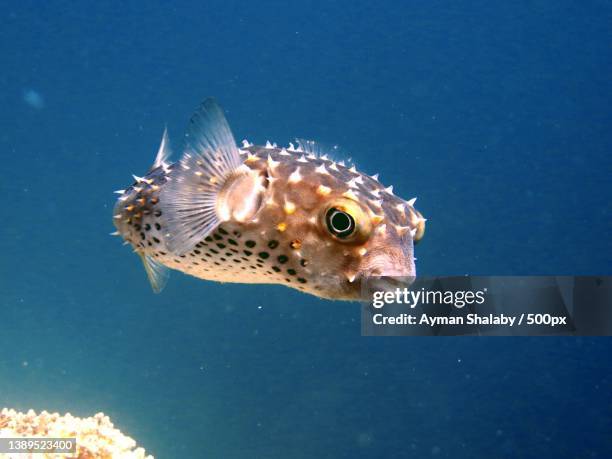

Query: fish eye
<box><xmin>321</xmin><ymin>198</ymin><xmax>372</xmax><ymax>243</ymax></box>
<box><xmin>326</xmin><ymin>208</ymin><xmax>355</xmax><ymax>238</ymax></box>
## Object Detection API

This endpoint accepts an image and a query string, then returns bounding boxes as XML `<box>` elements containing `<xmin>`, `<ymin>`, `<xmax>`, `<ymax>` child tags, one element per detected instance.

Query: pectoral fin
<box><xmin>160</xmin><ymin>98</ymin><xmax>243</xmax><ymax>255</ymax></box>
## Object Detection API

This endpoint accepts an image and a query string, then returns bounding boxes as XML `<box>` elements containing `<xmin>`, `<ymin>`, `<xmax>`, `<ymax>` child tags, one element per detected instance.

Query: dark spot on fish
<box><xmin>153</xmin><ymin>237</ymin><xmax>160</xmax><ymax>244</ymax></box>
<box><xmin>213</xmin><ymin>234</ymin><xmax>223</xmax><ymax>241</ymax></box>
<box><xmin>154</xmin><ymin>210</ymin><xmax>162</xmax><ymax>217</ymax></box>
<box><xmin>193</xmin><ymin>249</ymin><xmax>201</xmax><ymax>255</ymax></box>
<box><xmin>245</xmin><ymin>240</ymin><xmax>256</xmax><ymax>248</ymax></box>
<box><xmin>249</xmin><ymin>265</ymin><xmax>256</xmax><ymax>269</ymax></box>
<box><xmin>174</xmin><ymin>259</ymin><xmax>181</xmax><ymax>263</ymax></box>
<box><xmin>220</xmin><ymin>257</ymin><xmax>226</xmax><ymax>262</ymax></box>
<box><xmin>258</xmin><ymin>251</ymin><xmax>270</xmax><ymax>259</ymax></box>
<box><xmin>287</xmin><ymin>268</ymin><xmax>296</xmax><ymax>275</ymax></box>
<box><xmin>147</xmin><ymin>241</ymin><xmax>153</xmax><ymax>246</ymax></box>
<box><xmin>297</xmin><ymin>278</ymin><xmax>307</xmax><ymax>283</ymax></box>
<box><xmin>241</xmin><ymin>257</ymin><xmax>249</xmax><ymax>261</ymax></box>
<box><xmin>233</xmin><ymin>230</ymin><xmax>241</xmax><ymax>237</ymax></box>
<box><xmin>285</xmin><ymin>278</ymin><xmax>291</xmax><ymax>283</ymax></box>
<box><xmin>159</xmin><ymin>251</ymin><xmax>166</xmax><ymax>256</ymax></box>
<box><xmin>272</xmin><ymin>266</ymin><xmax>281</xmax><ymax>272</ymax></box>
<box><xmin>155</xmin><ymin>223</ymin><xmax>161</xmax><ymax>231</ymax></box>
<box><xmin>140</xmin><ymin>232</ymin><xmax>145</xmax><ymax>240</ymax></box>
<box><xmin>205</xmin><ymin>236</ymin><xmax>213</xmax><ymax>242</ymax></box>
<box><xmin>217</xmin><ymin>243</ymin><xmax>226</xmax><ymax>249</ymax></box>
<box><xmin>192</xmin><ymin>261</ymin><xmax>199</xmax><ymax>265</ymax></box>
<box><xmin>218</xmin><ymin>227</ymin><xmax>228</xmax><ymax>235</ymax></box>
<box><xmin>233</xmin><ymin>259</ymin><xmax>241</xmax><ymax>263</ymax></box>
<box><xmin>214</xmin><ymin>262</ymin><xmax>221</xmax><ymax>266</ymax></box>
<box><xmin>300</xmin><ymin>259</ymin><xmax>308</xmax><ymax>267</ymax></box>
<box><xmin>228</xmin><ymin>239</ymin><xmax>238</xmax><ymax>246</ymax></box>
<box><xmin>210</xmin><ymin>249</ymin><xmax>219</xmax><ymax>254</ymax></box>
<box><xmin>277</xmin><ymin>255</ymin><xmax>288</xmax><ymax>264</ymax></box>
<box><xmin>180</xmin><ymin>254</ymin><xmax>186</xmax><ymax>258</ymax></box>
<box><xmin>230</xmin><ymin>248</ymin><xmax>238</xmax><ymax>253</ymax></box>
<box><xmin>244</xmin><ymin>250</ymin><xmax>253</xmax><ymax>256</ymax></box>
<box><xmin>256</xmin><ymin>263</ymin><xmax>263</xmax><ymax>268</ymax></box>
<box><xmin>268</xmin><ymin>240</ymin><xmax>279</xmax><ymax>249</ymax></box>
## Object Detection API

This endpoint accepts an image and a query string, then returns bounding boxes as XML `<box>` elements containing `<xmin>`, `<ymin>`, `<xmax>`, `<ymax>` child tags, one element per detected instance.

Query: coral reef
<box><xmin>0</xmin><ymin>408</ymin><xmax>152</xmax><ymax>459</ymax></box>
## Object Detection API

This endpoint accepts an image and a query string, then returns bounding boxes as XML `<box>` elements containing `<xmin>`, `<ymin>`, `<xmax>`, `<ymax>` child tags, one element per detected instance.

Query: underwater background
<box><xmin>1</xmin><ymin>1</ymin><xmax>610</xmax><ymax>458</ymax></box>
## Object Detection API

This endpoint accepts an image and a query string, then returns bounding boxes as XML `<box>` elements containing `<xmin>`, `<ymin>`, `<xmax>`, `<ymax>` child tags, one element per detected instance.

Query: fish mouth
<box><xmin>355</xmin><ymin>246</ymin><xmax>416</xmax><ymax>301</ymax></box>
<box><xmin>360</xmin><ymin>247</ymin><xmax>415</xmax><ymax>278</ymax></box>
<box><xmin>358</xmin><ymin>275</ymin><xmax>416</xmax><ymax>303</ymax></box>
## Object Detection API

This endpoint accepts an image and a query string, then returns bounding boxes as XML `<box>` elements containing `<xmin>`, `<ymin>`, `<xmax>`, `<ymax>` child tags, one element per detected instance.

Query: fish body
<box><xmin>113</xmin><ymin>99</ymin><xmax>425</xmax><ymax>300</ymax></box>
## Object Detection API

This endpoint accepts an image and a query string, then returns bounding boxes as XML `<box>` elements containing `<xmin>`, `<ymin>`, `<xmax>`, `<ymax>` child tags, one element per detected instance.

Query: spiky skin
<box><xmin>114</xmin><ymin>144</ymin><xmax>425</xmax><ymax>300</ymax></box>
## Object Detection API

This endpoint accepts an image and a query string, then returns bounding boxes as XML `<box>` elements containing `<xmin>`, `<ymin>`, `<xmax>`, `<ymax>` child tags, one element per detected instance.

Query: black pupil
<box><xmin>327</xmin><ymin>208</ymin><xmax>355</xmax><ymax>238</ymax></box>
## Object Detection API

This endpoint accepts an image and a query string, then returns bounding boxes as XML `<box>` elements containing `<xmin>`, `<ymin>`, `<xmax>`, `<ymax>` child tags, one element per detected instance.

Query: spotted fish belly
<box><xmin>162</xmin><ymin>223</ymin><xmax>310</xmax><ymax>286</ymax></box>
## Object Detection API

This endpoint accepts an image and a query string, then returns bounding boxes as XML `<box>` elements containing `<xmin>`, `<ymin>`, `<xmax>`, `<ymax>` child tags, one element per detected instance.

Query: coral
<box><xmin>0</xmin><ymin>408</ymin><xmax>153</xmax><ymax>459</ymax></box>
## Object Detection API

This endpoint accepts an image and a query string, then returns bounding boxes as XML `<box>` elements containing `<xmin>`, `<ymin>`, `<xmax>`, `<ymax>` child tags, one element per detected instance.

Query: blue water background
<box><xmin>1</xmin><ymin>1</ymin><xmax>610</xmax><ymax>457</ymax></box>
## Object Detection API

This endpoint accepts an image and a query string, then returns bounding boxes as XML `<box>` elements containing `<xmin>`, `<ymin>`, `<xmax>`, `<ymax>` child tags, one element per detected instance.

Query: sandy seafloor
<box><xmin>0</xmin><ymin>1</ymin><xmax>610</xmax><ymax>458</ymax></box>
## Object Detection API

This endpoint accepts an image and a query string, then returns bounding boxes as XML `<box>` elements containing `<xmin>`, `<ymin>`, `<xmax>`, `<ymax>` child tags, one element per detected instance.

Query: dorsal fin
<box><xmin>153</xmin><ymin>127</ymin><xmax>172</xmax><ymax>169</ymax></box>
<box><xmin>139</xmin><ymin>253</ymin><xmax>170</xmax><ymax>293</ymax></box>
<box><xmin>160</xmin><ymin>98</ymin><xmax>243</xmax><ymax>254</ymax></box>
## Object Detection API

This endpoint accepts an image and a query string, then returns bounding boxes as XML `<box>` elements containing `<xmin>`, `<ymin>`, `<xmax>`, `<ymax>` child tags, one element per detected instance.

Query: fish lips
<box><xmin>356</xmin><ymin>244</ymin><xmax>416</xmax><ymax>301</ymax></box>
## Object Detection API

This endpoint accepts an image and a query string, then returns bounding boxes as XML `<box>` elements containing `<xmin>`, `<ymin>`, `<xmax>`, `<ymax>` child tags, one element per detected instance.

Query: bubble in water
<box><xmin>23</xmin><ymin>89</ymin><xmax>44</xmax><ymax>109</ymax></box>
<box><xmin>357</xmin><ymin>432</ymin><xmax>373</xmax><ymax>447</ymax></box>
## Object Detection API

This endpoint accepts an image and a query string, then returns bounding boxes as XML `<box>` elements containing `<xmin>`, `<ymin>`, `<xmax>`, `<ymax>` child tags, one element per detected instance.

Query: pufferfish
<box><xmin>113</xmin><ymin>99</ymin><xmax>426</xmax><ymax>300</ymax></box>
